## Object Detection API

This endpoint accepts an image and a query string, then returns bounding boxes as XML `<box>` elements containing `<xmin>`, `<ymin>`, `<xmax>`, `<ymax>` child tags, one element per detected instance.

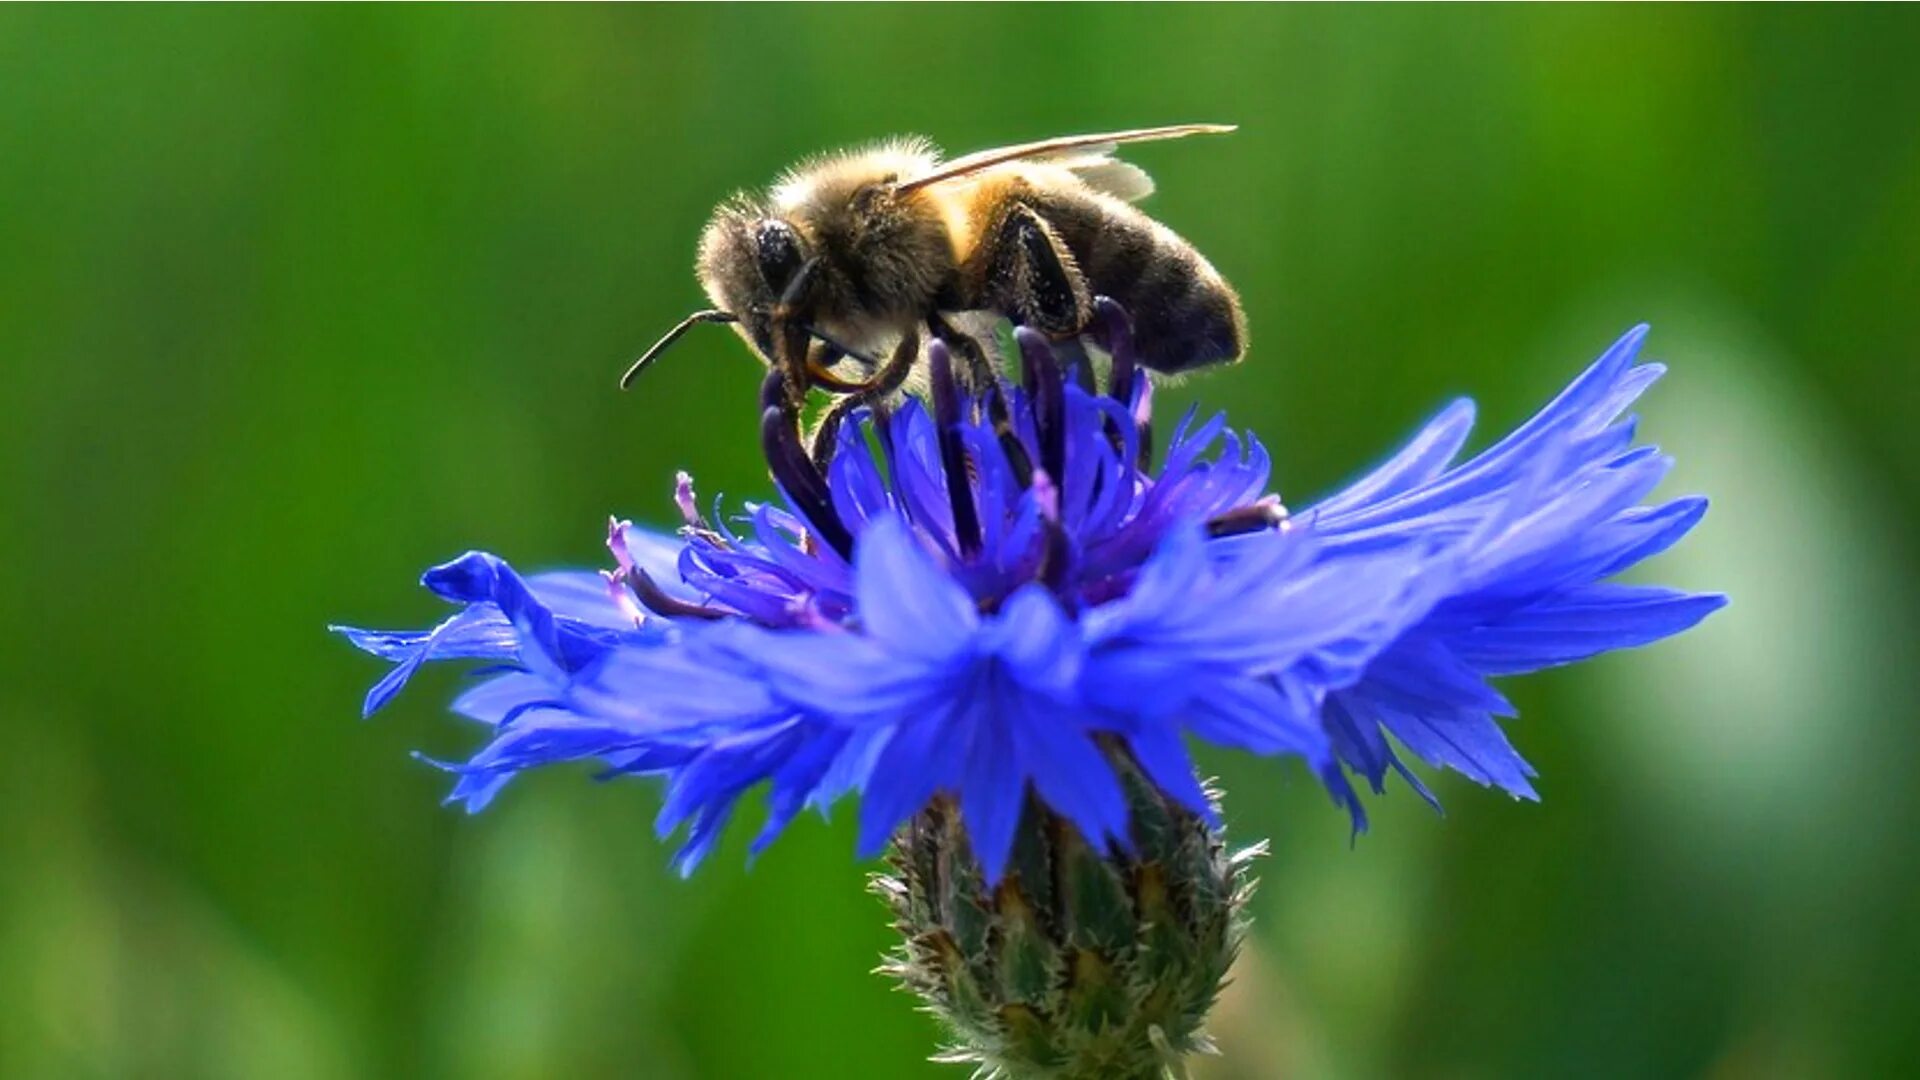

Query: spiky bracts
<box><xmin>876</xmin><ymin>751</ymin><xmax>1262</xmax><ymax>1080</ymax></box>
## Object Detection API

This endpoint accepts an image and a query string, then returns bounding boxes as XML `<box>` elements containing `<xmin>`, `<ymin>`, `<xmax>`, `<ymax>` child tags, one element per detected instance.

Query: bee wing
<box><xmin>1053</xmin><ymin>156</ymin><xmax>1156</xmax><ymax>202</ymax></box>
<box><xmin>897</xmin><ymin>123</ymin><xmax>1235</xmax><ymax>195</ymax></box>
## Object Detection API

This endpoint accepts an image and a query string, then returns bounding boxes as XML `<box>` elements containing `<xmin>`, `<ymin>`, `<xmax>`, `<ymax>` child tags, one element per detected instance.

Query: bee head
<box><xmin>687</xmin><ymin>204</ymin><xmax>824</xmax><ymax>368</ymax></box>
<box><xmin>750</xmin><ymin>219</ymin><xmax>811</xmax><ymax>301</ymax></box>
<box><xmin>642</xmin><ymin>145</ymin><xmax>949</xmax><ymax>390</ymax></box>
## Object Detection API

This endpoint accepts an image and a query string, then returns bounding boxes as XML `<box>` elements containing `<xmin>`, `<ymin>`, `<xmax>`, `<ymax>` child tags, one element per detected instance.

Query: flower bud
<box><xmin>875</xmin><ymin>751</ymin><xmax>1263</xmax><ymax>1079</ymax></box>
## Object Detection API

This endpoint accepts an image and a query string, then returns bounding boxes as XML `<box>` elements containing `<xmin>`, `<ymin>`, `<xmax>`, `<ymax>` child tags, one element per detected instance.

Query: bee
<box><xmin>621</xmin><ymin>124</ymin><xmax>1246</xmax><ymax>409</ymax></box>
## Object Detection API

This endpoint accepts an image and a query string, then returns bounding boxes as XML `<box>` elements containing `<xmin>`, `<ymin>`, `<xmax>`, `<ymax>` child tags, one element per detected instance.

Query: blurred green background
<box><xmin>4</xmin><ymin>6</ymin><xmax>1917</xmax><ymax>1078</ymax></box>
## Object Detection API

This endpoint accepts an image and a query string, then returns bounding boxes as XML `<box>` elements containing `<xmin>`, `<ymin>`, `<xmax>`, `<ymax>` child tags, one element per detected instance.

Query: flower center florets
<box><xmin>608</xmin><ymin>299</ymin><xmax>1286</xmax><ymax>630</ymax></box>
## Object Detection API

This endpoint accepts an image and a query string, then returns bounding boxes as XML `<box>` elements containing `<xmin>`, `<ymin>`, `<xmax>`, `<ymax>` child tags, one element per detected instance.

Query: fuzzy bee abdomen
<box><xmin>1029</xmin><ymin>188</ymin><xmax>1246</xmax><ymax>374</ymax></box>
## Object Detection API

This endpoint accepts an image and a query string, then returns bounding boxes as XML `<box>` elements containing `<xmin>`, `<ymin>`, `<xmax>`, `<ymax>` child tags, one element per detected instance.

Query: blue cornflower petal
<box><xmin>451</xmin><ymin>672</ymin><xmax>565</xmax><ymax>727</ymax></box>
<box><xmin>344</xmin><ymin>606</ymin><xmax>513</xmax><ymax>718</ymax></box>
<box><xmin>856</xmin><ymin>701</ymin><xmax>960</xmax><ymax>858</ymax></box>
<box><xmin>1124</xmin><ymin>722</ymin><xmax>1215</xmax><ymax>823</ymax></box>
<box><xmin>723</xmin><ymin>630</ymin><xmax>936</xmax><ymax>723</ymax></box>
<box><xmin>1012</xmin><ymin>691</ymin><xmax>1131</xmax><ymax>859</ymax></box>
<box><xmin>982</xmin><ymin>585</ymin><xmax>1082</xmax><ymax>695</ymax></box>
<box><xmin>1456</xmin><ymin>584</ymin><xmax>1726</xmax><ymax>675</ymax></box>
<box><xmin>855</xmin><ymin>515</ymin><xmax>979</xmax><ymax>661</ymax></box>
<box><xmin>750</xmin><ymin>723</ymin><xmax>850</xmax><ymax>857</ymax></box>
<box><xmin>335</xmin><ymin>546</ymin><xmax>671</xmax><ymax>719</ymax></box>
<box><xmin>1311</xmin><ymin>399</ymin><xmax>1477</xmax><ymax>517</ymax></box>
<box><xmin>335</xmin><ymin>609</ymin><xmax>517</xmax><ymax>667</ymax></box>
<box><xmin>1335</xmin><ymin>638</ymin><xmax>1538</xmax><ymax>800</ymax></box>
<box><xmin>1307</xmin><ymin>327</ymin><xmax>1724</xmax><ymax>810</ymax></box>
<box><xmin>1322</xmin><ymin>696</ymin><xmax>1437</xmax><ymax>810</ymax></box>
<box><xmin>342</xmin><ymin>318</ymin><xmax>1720</xmax><ymax>876</ymax></box>
<box><xmin>959</xmin><ymin>700</ymin><xmax>1025</xmax><ymax>885</ymax></box>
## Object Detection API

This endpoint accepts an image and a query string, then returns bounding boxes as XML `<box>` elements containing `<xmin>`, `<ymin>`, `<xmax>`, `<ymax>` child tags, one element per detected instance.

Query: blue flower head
<box><xmin>339</xmin><ymin>306</ymin><xmax>1723</xmax><ymax>882</ymax></box>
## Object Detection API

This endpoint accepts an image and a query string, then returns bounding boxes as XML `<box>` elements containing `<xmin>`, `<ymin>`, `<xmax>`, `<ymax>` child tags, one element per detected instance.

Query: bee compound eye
<box><xmin>753</xmin><ymin>220</ymin><xmax>805</xmax><ymax>291</ymax></box>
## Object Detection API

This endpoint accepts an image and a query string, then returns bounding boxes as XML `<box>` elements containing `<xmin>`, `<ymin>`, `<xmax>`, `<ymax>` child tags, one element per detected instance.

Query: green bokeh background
<box><xmin>5</xmin><ymin>6</ymin><xmax>1917</xmax><ymax>1078</ymax></box>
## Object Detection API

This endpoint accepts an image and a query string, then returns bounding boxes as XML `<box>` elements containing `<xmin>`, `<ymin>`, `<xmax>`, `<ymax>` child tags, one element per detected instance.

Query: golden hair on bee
<box><xmin>766</xmin><ymin>136</ymin><xmax>940</xmax><ymax>211</ymax></box>
<box><xmin>623</xmin><ymin>124</ymin><xmax>1245</xmax><ymax>403</ymax></box>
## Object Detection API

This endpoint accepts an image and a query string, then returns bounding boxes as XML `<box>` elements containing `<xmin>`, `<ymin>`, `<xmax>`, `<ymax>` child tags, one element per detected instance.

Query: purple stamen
<box><xmin>1015</xmin><ymin>328</ymin><xmax>1067</xmax><ymax>485</ymax></box>
<box><xmin>600</xmin><ymin>569</ymin><xmax>648</xmax><ymax>627</ymax></box>
<box><xmin>1094</xmin><ymin>297</ymin><xmax>1137</xmax><ymax>404</ymax></box>
<box><xmin>927</xmin><ymin>340</ymin><xmax>983</xmax><ymax>554</ymax></box>
<box><xmin>626</xmin><ymin>565</ymin><xmax>726</xmax><ymax>621</ymax></box>
<box><xmin>758</xmin><ymin>374</ymin><xmax>854</xmax><ymax>558</ymax></box>
<box><xmin>1090</xmin><ymin>298</ymin><xmax>1155</xmax><ymax>469</ymax></box>
<box><xmin>1057</xmin><ymin>337</ymin><xmax>1096</xmax><ymax>393</ymax></box>
<box><xmin>1133</xmin><ymin>379</ymin><xmax>1156</xmax><ymax>471</ymax></box>
<box><xmin>1029</xmin><ymin>468</ymin><xmax>1072</xmax><ymax>596</ymax></box>
<box><xmin>1032</xmin><ymin>469</ymin><xmax>1060</xmax><ymax>524</ymax></box>
<box><xmin>759</xmin><ymin>367</ymin><xmax>788</xmax><ymax>414</ymax></box>
<box><xmin>982</xmin><ymin>380</ymin><xmax>1035</xmax><ymax>487</ymax></box>
<box><xmin>674</xmin><ymin>471</ymin><xmax>703</xmax><ymax>529</ymax></box>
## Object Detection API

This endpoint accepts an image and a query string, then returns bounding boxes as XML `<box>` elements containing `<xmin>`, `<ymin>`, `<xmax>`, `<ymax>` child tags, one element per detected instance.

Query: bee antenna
<box><xmin>619</xmin><ymin>309</ymin><xmax>739</xmax><ymax>390</ymax></box>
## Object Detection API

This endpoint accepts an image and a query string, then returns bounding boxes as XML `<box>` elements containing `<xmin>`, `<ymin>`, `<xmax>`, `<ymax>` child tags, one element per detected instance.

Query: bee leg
<box><xmin>808</xmin><ymin>330</ymin><xmax>920</xmax><ymax>472</ymax></box>
<box><xmin>807</xmin><ymin>396</ymin><xmax>857</xmax><ymax>474</ymax></box>
<box><xmin>926</xmin><ymin>312</ymin><xmax>997</xmax><ymax>394</ymax></box>
<box><xmin>803</xmin><ymin>341</ymin><xmax>868</xmax><ymax>393</ymax></box>
<box><xmin>984</xmin><ymin>202</ymin><xmax>1094</xmax><ymax>340</ymax></box>
<box><xmin>927</xmin><ymin>313</ymin><xmax>1035</xmax><ymax>487</ymax></box>
<box><xmin>773</xmin><ymin>321</ymin><xmax>815</xmax><ymax>413</ymax></box>
<box><xmin>784</xmin><ymin>333</ymin><xmax>883</xmax><ymax>447</ymax></box>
